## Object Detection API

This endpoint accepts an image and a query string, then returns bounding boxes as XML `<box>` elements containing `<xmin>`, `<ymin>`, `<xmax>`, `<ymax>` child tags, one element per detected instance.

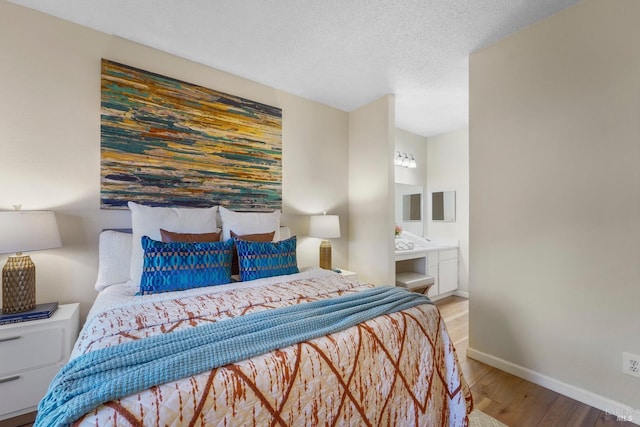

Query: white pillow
<box><xmin>95</xmin><ymin>230</ymin><xmax>132</xmax><ymax>291</ymax></box>
<box><xmin>278</xmin><ymin>226</ymin><xmax>291</xmax><ymax>240</ymax></box>
<box><xmin>128</xmin><ymin>202</ymin><xmax>219</xmax><ymax>286</ymax></box>
<box><xmin>219</xmin><ymin>206</ymin><xmax>281</xmax><ymax>242</ymax></box>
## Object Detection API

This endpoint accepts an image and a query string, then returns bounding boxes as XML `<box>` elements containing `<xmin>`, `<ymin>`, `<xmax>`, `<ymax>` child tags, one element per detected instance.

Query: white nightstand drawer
<box><xmin>0</xmin><ymin>328</ymin><xmax>63</xmax><ymax>375</ymax></box>
<box><xmin>0</xmin><ymin>364</ymin><xmax>60</xmax><ymax>417</ymax></box>
<box><xmin>0</xmin><ymin>303</ymin><xmax>79</xmax><ymax>421</ymax></box>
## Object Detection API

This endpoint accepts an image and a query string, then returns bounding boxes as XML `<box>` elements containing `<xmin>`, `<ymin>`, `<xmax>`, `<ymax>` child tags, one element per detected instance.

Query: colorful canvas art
<box><xmin>100</xmin><ymin>59</ymin><xmax>282</xmax><ymax>210</ymax></box>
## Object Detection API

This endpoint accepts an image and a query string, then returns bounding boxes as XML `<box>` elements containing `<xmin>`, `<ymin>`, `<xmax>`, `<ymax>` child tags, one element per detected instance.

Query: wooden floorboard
<box><xmin>435</xmin><ymin>296</ymin><xmax>636</xmax><ymax>427</ymax></box>
<box><xmin>0</xmin><ymin>412</ymin><xmax>34</xmax><ymax>427</ymax></box>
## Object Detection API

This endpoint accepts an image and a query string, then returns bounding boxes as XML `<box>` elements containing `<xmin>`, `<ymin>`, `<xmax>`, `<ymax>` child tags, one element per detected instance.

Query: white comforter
<box><xmin>70</xmin><ymin>269</ymin><xmax>472</xmax><ymax>426</ymax></box>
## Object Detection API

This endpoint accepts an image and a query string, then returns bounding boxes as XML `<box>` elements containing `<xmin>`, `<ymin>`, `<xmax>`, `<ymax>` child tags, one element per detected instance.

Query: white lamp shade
<box><xmin>0</xmin><ymin>211</ymin><xmax>62</xmax><ymax>254</ymax></box>
<box><xmin>309</xmin><ymin>214</ymin><xmax>341</xmax><ymax>239</ymax></box>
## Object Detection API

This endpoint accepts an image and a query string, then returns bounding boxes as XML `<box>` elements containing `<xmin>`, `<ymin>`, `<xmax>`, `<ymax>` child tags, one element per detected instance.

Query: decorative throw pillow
<box><xmin>229</xmin><ymin>230</ymin><xmax>276</xmax><ymax>276</ymax></box>
<box><xmin>128</xmin><ymin>202</ymin><xmax>218</xmax><ymax>287</ymax></box>
<box><xmin>219</xmin><ymin>206</ymin><xmax>280</xmax><ymax>242</ymax></box>
<box><xmin>139</xmin><ymin>237</ymin><xmax>233</xmax><ymax>295</ymax></box>
<box><xmin>235</xmin><ymin>236</ymin><xmax>299</xmax><ymax>281</ymax></box>
<box><xmin>160</xmin><ymin>229</ymin><xmax>221</xmax><ymax>243</ymax></box>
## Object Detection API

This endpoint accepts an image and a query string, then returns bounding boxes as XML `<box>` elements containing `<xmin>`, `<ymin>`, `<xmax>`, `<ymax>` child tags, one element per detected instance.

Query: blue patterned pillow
<box><xmin>139</xmin><ymin>236</ymin><xmax>233</xmax><ymax>295</ymax></box>
<box><xmin>235</xmin><ymin>236</ymin><xmax>299</xmax><ymax>281</ymax></box>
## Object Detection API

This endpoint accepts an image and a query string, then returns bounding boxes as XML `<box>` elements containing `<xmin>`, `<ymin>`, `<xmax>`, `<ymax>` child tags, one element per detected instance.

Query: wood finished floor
<box><xmin>3</xmin><ymin>296</ymin><xmax>634</xmax><ymax>427</ymax></box>
<box><xmin>0</xmin><ymin>412</ymin><xmax>34</xmax><ymax>427</ymax></box>
<box><xmin>435</xmin><ymin>296</ymin><xmax>635</xmax><ymax>427</ymax></box>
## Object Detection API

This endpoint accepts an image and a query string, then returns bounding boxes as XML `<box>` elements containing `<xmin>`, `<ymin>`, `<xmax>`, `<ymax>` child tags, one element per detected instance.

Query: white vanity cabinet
<box><xmin>395</xmin><ymin>246</ymin><xmax>458</xmax><ymax>300</ymax></box>
<box><xmin>430</xmin><ymin>249</ymin><xmax>458</xmax><ymax>297</ymax></box>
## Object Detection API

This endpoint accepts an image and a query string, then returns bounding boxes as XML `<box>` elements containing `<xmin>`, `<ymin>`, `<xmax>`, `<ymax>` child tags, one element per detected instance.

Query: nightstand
<box><xmin>0</xmin><ymin>303</ymin><xmax>80</xmax><ymax>420</ymax></box>
<box><xmin>337</xmin><ymin>269</ymin><xmax>357</xmax><ymax>279</ymax></box>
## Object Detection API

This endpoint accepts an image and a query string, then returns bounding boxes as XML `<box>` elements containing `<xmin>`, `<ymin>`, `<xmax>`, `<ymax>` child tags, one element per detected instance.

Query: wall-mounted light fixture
<box><xmin>394</xmin><ymin>151</ymin><xmax>417</xmax><ymax>168</ymax></box>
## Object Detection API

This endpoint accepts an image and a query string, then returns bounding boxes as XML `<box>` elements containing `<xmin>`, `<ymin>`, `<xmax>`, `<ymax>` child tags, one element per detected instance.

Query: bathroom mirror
<box><xmin>403</xmin><ymin>193</ymin><xmax>422</xmax><ymax>221</ymax></box>
<box><xmin>432</xmin><ymin>191</ymin><xmax>456</xmax><ymax>222</ymax></box>
<box><xmin>395</xmin><ymin>183</ymin><xmax>423</xmax><ymax>235</ymax></box>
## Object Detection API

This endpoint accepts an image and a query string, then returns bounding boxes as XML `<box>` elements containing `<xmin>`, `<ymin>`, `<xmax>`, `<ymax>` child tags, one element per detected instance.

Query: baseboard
<box><xmin>467</xmin><ymin>347</ymin><xmax>640</xmax><ymax>425</ymax></box>
<box><xmin>430</xmin><ymin>290</ymin><xmax>469</xmax><ymax>302</ymax></box>
<box><xmin>454</xmin><ymin>290</ymin><xmax>469</xmax><ymax>298</ymax></box>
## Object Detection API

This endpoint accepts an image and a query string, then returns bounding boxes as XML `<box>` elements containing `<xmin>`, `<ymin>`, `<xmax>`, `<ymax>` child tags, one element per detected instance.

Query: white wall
<box><xmin>426</xmin><ymin>129</ymin><xmax>469</xmax><ymax>293</ymax></box>
<box><xmin>0</xmin><ymin>2</ymin><xmax>350</xmax><ymax>321</ymax></box>
<box><xmin>348</xmin><ymin>96</ymin><xmax>396</xmax><ymax>285</ymax></box>
<box><xmin>394</xmin><ymin>128</ymin><xmax>428</xmax><ymax>187</ymax></box>
<box><xmin>469</xmin><ymin>0</ymin><xmax>640</xmax><ymax>414</ymax></box>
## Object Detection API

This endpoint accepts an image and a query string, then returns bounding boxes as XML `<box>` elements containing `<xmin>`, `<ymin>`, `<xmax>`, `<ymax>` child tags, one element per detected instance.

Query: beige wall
<box><xmin>0</xmin><ymin>2</ymin><xmax>350</xmax><ymax>320</ymax></box>
<box><xmin>348</xmin><ymin>96</ymin><xmax>396</xmax><ymax>285</ymax></box>
<box><xmin>469</xmin><ymin>0</ymin><xmax>640</xmax><ymax>414</ymax></box>
<box><xmin>427</xmin><ymin>129</ymin><xmax>469</xmax><ymax>293</ymax></box>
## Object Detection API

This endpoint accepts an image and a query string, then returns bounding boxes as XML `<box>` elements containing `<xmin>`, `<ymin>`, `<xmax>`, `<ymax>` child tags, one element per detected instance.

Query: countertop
<box><xmin>394</xmin><ymin>239</ymin><xmax>458</xmax><ymax>261</ymax></box>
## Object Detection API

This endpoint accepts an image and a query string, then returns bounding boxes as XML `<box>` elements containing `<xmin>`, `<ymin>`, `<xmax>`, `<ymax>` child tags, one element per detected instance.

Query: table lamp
<box><xmin>0</xmin><ymin>209</ymin><xmax>61</xmax><ymax>313</ymax></box>
<box><xmin>309</xmin><ymin>212</ymin><xmax>340</xmax><ymax>270</ymax></box>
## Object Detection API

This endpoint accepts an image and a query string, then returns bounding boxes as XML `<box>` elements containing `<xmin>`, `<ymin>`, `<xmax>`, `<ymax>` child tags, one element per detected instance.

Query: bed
<box><xmin>35</xmin><ymin>203</ymin><xmax>473</xmax><ymax>426</ymax></box>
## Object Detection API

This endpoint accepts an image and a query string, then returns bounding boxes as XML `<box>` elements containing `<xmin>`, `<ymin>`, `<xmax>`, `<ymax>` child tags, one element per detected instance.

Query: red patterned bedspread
<box><xmin>73</xmin><ymin>272</ymin><xmax>472</xmax><ymax>426</ymax></box>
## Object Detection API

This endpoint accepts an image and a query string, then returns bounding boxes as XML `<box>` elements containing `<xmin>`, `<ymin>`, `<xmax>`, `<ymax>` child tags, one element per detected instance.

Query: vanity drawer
<box><xmin>0</xmin><ymin>364</ymin><xmax>61</xmax><ymax>417</ymax></box>
<box><xmin>0</xmin><ymin>328</ymin><xmax>64</xmax><ymax>375</ymax></box>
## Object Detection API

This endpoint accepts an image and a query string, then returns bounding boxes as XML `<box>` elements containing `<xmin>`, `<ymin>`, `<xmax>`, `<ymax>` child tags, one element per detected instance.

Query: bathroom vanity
<box><xmin>395</xmin><ymin>243</ymin><xmax>458</xmax><ymax>300</ymax></box>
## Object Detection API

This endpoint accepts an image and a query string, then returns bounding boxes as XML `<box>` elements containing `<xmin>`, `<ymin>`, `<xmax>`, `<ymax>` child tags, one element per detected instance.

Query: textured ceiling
<box><xmin>10</xmin><ymin>0</ymin><xmax>581</xmax><ymax>137</ymax></box>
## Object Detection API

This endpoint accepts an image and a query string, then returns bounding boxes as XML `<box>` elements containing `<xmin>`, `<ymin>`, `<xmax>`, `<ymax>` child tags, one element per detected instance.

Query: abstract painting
<box><xmin>100</xmin><ymin>59</ymin><xmax>282</xmax><ymax>211</ymax></box>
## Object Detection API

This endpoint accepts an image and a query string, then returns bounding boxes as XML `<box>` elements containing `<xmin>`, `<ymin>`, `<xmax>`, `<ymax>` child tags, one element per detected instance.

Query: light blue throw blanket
<box><xmin>35</xmin><ymin>286</ymin><xmax>431</xmax><ymax>427</ymax></box>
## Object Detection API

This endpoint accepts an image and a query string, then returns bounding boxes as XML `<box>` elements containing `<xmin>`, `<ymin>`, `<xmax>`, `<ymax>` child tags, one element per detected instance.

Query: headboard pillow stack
<box><xmin>129</xmin><ymin>202</ymin><xmax>219</xmax><ymax>287</ymax></box>
<box><xmin>95</xmin><ymin>202</ymin><xmax>296</xmax><ymax>293</ymax></box>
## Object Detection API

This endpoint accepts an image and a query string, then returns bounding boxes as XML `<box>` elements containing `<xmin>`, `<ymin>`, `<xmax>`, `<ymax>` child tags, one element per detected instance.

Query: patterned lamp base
<box><xmin>2</xmin><ymin>255</ymin><xmax>36</xmax><ymax>313</ymax></box>
<box><xmin>319</xmin><ymin>240</ymin><xmax>332</xmax><ymax>270</ymax></box>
